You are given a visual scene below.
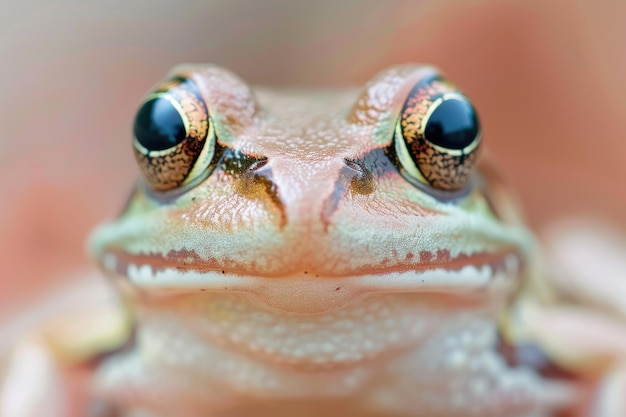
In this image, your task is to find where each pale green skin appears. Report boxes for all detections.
[86,64,577,417]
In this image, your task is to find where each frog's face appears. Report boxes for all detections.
[90,64,532,310]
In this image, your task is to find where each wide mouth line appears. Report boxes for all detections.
[99,249,523,295]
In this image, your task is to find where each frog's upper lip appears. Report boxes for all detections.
[100,246,522,279]
[98,248,523,313]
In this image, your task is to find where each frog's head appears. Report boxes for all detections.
[89,64,533,312]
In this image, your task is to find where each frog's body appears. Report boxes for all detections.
[2,64,624,417]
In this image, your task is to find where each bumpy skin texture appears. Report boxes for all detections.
[78,64,588,416]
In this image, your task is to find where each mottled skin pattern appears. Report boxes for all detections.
[81,64,583,417]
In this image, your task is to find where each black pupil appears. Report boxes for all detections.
[424,98,479,150]
[134,96,186,151]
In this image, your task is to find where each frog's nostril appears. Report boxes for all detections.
[248,158,269,172]
[344,159,374,195]
[344,159,364,174]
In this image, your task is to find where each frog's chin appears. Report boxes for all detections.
[99,250,522,314]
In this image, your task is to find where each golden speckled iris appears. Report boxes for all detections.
[393,76,481,191]
[133,78,217,191]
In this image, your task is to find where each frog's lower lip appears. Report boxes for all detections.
[99,250,522,311]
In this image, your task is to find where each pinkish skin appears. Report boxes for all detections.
[2,65,626,417]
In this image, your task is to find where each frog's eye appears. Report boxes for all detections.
[132,78,218,191]
[391,76,481,191]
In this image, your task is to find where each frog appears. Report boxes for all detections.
[2,64,625,417]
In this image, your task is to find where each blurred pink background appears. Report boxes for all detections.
[1,0,625,316]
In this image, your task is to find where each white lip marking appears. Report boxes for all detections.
[122,263,501,291]
[127,263,155,282]
[112,255,520,313]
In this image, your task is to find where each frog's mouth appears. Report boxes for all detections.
[99,249,523,313]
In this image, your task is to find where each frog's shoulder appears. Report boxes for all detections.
[0,273,130,416]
